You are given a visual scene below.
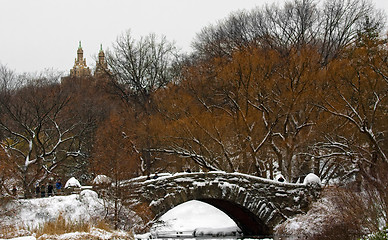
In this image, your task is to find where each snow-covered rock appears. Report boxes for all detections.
[92,175,112,185]
[79,189,99,203]
[303,173,321,186]
[64,177,81,188]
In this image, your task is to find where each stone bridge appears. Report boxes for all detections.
[124,172,321,236]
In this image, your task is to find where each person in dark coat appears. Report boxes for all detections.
[47,183,54,196]
[35,184,40,198]
[55,180,62,194]
[40,184,46,197]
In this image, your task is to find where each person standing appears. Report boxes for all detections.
[35,184,40,198]
[40,184,46,197]
[55,180,62,195]
[47,183,54,197]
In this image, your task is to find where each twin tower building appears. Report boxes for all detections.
[66,41,110,79]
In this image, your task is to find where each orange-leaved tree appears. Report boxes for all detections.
[91,112,140,229]
[317,30,388,190]
[151,45,326,181]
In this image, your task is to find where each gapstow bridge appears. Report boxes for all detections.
[123,171,321,236]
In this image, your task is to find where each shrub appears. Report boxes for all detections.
[361,227,388,240]
[276,185,387,240]
[34,213,91,237]
[310,185,386,240]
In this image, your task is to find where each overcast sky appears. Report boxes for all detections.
[1,0,388,73]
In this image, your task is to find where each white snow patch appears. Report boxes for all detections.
[152,200,238,232]
[193,181,206,187]
[135,232,152,240]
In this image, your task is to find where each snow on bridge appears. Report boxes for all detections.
[123,171,321,236]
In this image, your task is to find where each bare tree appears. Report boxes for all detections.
[0,73,86,198]
[106,31,177,106]
[0,63,17,92]
[106,31,178,175]
[318,0,385,64]
[192,0,384,63]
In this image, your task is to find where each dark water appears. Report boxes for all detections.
[137,231,274,240]
[146,237,302,240]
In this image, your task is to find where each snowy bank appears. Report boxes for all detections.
[0,190,105,234]
[0,227,131,240]
[0,190,133,239]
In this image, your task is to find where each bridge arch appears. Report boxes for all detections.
[126,172,320,235]
[199,198,271,235]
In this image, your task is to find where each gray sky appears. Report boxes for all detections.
[1,0,388,73]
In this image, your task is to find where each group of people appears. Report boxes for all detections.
[146,173,159,180]
[35,180,62,198]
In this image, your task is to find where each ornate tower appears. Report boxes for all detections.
[94,44,110,77]
[70,41,91,78]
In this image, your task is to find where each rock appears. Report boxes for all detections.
[93,175,112,185]
[303,173,321,186]
[64,177,81,188]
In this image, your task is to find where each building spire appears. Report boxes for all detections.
[95,43,110,78]
[70,41,91,78]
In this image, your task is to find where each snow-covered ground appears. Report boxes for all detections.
[1,191,245,240]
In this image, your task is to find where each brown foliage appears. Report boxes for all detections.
[34,213,91,237]
[132,202,154,232]
[91,112,139,181]
[0,147,12,193]
[151,46,328,181]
